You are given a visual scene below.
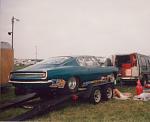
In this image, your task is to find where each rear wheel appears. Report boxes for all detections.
[67,77,79,93]
[89,87,101,104]
[101,85,113,100]
[106,86,113,99]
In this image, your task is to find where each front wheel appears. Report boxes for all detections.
[89,87,101,104]
[66,77,79,93]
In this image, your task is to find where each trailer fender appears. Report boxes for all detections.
[82,85,94,99]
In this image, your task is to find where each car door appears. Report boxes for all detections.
[76,56,92,81]
[84,56,102,80]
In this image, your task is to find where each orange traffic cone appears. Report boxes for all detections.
[136,79,143,95]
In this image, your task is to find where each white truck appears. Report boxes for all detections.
[112,53,150,85]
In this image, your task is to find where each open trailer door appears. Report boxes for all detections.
[130,53,139,77]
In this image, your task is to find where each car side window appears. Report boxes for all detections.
[77,57,86,66]
[77,56,100,67]
[84,57,100,67]
[85,57,94,66]
[91,57,100,66]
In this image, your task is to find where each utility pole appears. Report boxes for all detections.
[8,16,19,50]
[35,46,37,63]
[11,16,14,49]
[8,16,19,70]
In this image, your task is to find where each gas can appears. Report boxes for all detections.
[136,79,143,95]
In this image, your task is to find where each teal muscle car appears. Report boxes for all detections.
[9,56,118,94]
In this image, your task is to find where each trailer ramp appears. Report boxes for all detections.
[0,93,38,112]
[8,91,85,121]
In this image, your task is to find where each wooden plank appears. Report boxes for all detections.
[8,91,85,121]
[0,46,14,87]
[0,93,38,112]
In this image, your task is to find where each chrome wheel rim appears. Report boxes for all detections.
[107,87,112,99]
[68,77,77,90]
[94,89,101,103]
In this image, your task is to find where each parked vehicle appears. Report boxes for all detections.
[9,56,118,95]
[112,53,150,84]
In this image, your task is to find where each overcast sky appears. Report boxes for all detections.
[0,0,150,59]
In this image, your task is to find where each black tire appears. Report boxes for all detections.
[66,77,79,93]
[15,87,27,96]
[105,86,113,100]
[101,85,113,100]
[89,87,102,104]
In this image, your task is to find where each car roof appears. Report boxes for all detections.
[50,55,97,59]
[70,55,96,58]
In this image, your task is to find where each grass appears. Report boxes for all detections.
[45,100,150,122]
[0,87,16,104]
[0,87,28,121]
[0,86,150,122]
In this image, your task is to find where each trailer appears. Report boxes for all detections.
[0,81,114,121]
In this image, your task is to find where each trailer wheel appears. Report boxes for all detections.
[66,77,79,93]
[106,86,113,99]
[101,85,113,100]
[89,87,101,104]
